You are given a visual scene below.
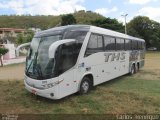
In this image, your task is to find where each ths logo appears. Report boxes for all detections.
[104,52,126,62]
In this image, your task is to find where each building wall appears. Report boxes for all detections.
[0,44,16,60]
[0,28,25,43]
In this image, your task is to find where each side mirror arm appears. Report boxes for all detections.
[48,39,76,58]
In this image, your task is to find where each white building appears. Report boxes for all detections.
[0,44,16,60]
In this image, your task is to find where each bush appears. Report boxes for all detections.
[0,47,9,66]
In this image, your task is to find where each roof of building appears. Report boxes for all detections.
[0,28,25,32]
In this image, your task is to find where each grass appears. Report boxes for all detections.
[0,52,160,114]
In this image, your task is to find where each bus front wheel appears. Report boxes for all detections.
[130,64,135,75]
[79,77,92,94]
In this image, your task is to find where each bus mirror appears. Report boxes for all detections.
[48,39,76,58]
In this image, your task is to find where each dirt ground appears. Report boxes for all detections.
[0,63,25,80]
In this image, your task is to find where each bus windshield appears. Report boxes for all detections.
[26,35,62,79]
[26,30,88,80]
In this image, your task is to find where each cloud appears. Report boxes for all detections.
[126,0,158,5]
[108,0,112,3]
[95,6,118,16]
[137,7,160,22]
[0,0,24,14]
[118,7,160,24]
[0,0,86,15]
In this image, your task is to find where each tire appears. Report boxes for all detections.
[79,77,92,94]
[134,63,139,73]
[137,63,140,72]
[130,64,135,75]
[134,64,137,73]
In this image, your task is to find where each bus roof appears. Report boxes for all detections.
[90,26,145,42]
[34,25,90,37]
[35,25,145,42]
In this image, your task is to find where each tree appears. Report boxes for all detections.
[16,31,34,44]
[127,16,160,49]
[0,11,105,29]
[16,33,24,44]
[91,18,124,33]
[24,31,34,43]
[0,47,8,67]
[61,14,76,26]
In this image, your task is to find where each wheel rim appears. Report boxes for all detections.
[82,81,89,93]
[131,66,134,74]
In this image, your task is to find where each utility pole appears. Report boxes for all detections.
[121,14,128,34]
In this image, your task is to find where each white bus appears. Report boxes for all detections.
[24,25,145,99]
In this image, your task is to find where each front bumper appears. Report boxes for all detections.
[24,79,60,100]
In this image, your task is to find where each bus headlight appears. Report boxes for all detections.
[41,80,63,89]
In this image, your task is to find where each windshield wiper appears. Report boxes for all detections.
[26,59,33,74]
[35,64,43,79]
[26,52,38,74]
[26,52,43,79]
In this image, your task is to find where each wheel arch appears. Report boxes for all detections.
[137,62,140,69]
[130,62,135,72]
[79,73,94,90]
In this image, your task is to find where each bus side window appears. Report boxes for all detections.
[97,35,103,51]
[133,41,135,50]
[132,40,137,50]
[142,42,145,50]
[141,42,143,50]
[138,41,141,50]
[85,34,103,57]
[121,39,125,50]
[136,41,138,50]
[125,39,131,50]
[137,41,139,50]
[129,40,132,50]
[58,43,80,75]
[64,31,87,43]
[116,38,124,51]
[104,36,116,51]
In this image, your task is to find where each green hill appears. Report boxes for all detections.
[0,10,105,30]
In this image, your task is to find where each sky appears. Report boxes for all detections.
[0,0,160,23]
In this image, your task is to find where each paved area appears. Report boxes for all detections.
[0,63,25,80]
[3,57,26,66]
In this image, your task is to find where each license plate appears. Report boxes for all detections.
[31,89,37,95]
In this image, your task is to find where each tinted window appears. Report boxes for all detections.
[132,41,138,50]
[142,42,145,50]
[36,35,62,77]
[64,31,87,54]
[85,34,103,57]
[121,39,125,50]
[104,36,116,51]
[138,41,142,50]
[125,39,132,50]
[132,40,135,50]
[57,43,81,75]
[56,31,88,75]
[97,36,103,48]
[64,31,87,43]
[116,38,125,50]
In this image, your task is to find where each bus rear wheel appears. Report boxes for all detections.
[130,64,135,75]
[79,77,92,94]
[137,63,140,72]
